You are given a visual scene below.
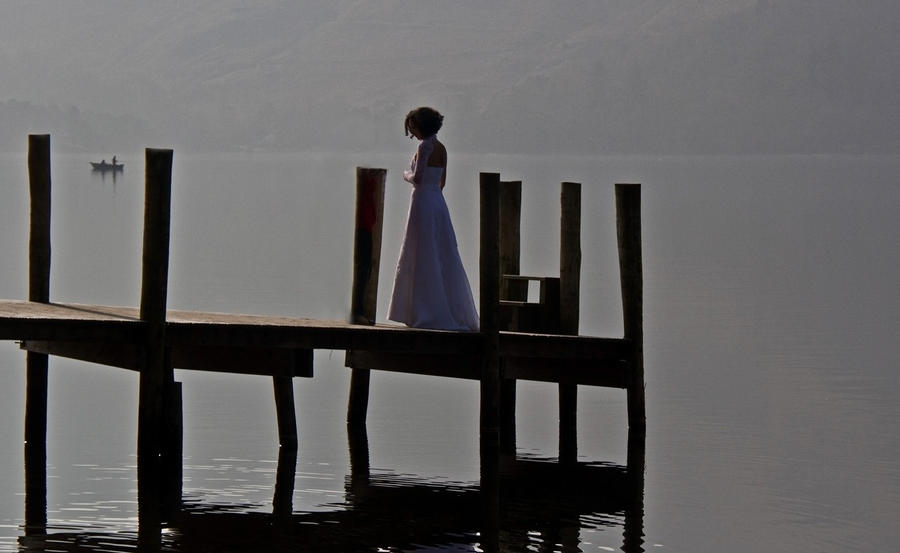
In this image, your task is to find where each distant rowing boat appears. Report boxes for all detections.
[90,161,124,172]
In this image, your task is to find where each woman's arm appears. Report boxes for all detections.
[403,139,434,185]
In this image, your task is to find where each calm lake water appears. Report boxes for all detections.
[0,151,898,552]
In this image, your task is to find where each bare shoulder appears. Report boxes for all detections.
[428,139,447,167]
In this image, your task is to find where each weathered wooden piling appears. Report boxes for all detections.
[25,134,51,534]
[498,180,522,455]
[479,172,502,457]
[479,172,502,553]
[273,375,298,448]
[558,182,581,464]
[137,148,176,525]
[347,167,386,428]
[616,183,646,433]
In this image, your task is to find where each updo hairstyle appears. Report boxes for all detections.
[405,107,444,138]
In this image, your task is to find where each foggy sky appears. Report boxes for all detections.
[0,0,898,154]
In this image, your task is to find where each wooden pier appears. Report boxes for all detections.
[2,135,646,546]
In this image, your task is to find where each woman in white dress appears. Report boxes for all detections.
[387,107,480,331]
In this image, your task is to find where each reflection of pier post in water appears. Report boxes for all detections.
[18,421,644,552]
[12,134,646,550]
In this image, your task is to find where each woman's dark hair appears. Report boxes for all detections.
[405,107,444,137]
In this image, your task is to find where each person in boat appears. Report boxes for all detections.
[112,156,117,165]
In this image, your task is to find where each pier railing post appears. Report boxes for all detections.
[498,179,521,456]
[347,167,386,428]
[479,172,502,456]
[25,134,51,534]
[479,171,502,549]
[137,148,176,528]
[616,183,646,434]
[559,182,581,464]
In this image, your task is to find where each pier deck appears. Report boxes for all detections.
[0,300,632,387]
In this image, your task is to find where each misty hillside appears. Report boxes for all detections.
[0,0,898,153]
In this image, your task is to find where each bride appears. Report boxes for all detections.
[387,107,479,331]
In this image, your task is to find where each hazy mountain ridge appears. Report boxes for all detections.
[0,0,897,153]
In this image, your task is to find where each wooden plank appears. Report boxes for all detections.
[345,350,482,380]
[347,350,628,387]
[20,341,314,377]
[503,357,629,388]
[499,332,631,360]
[1,301,631,362]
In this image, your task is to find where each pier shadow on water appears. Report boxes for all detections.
[17,427,645,552]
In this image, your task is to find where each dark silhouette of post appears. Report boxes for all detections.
[479,172,501,552]
[616,183,646,433]
[25,134,51,535]
[479,172,502,457]
[559,182,581,464]
[347,168,386,428]
[273,374,299,449]
[273,442,298,520]
[624,428,647,552]
[498,180,522,456]
[137,148,175,538]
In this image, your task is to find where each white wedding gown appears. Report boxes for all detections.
[387,135,480,331]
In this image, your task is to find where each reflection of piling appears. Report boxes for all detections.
[25,134,51,535]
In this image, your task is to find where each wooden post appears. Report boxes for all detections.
[499,180,523,300]
[273,440,298,520]
[479,172,502,455]
[559,182,581,464]
[161,379,183,515]
[623,428,647,552]
[479,172,502,552]
[273,376,298,448]
[498,180,521,456]
[137,148,175,529]
[347,425,371,490]
[616,183,646,433]
[25,134,51,534]
[347,167,386,428]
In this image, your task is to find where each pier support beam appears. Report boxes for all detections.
[347,168,386,428]
[616,183,646,434]
[559,182,581,464]
[24,134,51,534]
